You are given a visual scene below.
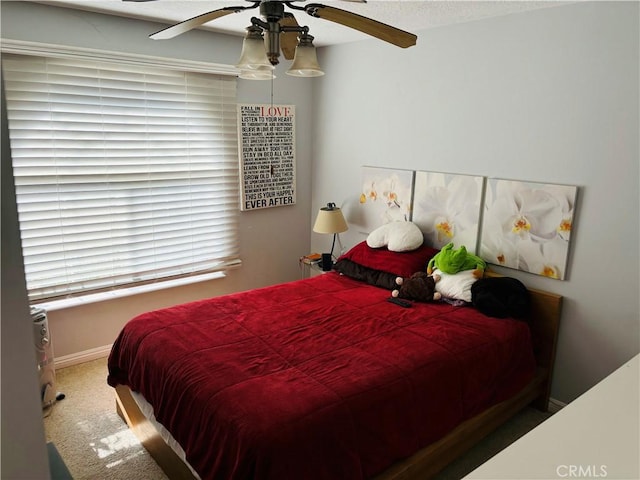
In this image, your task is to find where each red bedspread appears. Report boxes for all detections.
[108,272,535,480]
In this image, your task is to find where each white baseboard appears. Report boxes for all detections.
[548,397,566,413]
[54,344,112,369]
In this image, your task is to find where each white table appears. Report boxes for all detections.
[465,354,639,480]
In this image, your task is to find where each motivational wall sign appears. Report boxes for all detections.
[238,104,296,211]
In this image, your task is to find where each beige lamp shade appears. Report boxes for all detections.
[313,204,348,234]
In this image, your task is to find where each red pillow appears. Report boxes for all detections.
[336,241,439,278]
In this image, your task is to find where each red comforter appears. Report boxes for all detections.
[108,272,535,480]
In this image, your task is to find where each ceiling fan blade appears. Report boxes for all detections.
[279,13,299,60]
[150,5,255,40]
[303,4,417,48]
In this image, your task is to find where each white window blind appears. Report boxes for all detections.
[2,53,240,301]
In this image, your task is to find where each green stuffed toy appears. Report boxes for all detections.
[427,242,487,277]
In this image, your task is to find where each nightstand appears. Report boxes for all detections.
[300,257,330,278]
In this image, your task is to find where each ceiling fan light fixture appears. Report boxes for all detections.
[149,2,418,78]
[236,26,275,71]
[286,33,324,78]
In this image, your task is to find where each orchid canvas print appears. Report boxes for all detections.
[358,167,414,233]
[480,179,577,280]
[412,171,484,253]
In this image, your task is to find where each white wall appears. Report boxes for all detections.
[311,1,639,403]
[1,2,316,359]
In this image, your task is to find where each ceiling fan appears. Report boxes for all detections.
[126,0,417,78]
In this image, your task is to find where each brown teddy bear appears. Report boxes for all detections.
[392,272,442,303]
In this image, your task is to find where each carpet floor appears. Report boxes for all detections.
[44,357,552,480]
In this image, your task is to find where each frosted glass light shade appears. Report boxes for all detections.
[286,33,324,77]
[236,27,274,71]
[313,205,348,234]
[238,68,276,80]
[286,43,324,77]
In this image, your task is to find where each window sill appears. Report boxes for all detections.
[33,271,227,312]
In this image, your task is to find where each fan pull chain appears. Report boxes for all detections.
[270,72,274,108]
[270,74,275,177]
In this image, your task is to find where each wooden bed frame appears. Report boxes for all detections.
[114,281,562,480]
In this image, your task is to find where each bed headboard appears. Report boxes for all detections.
[484,270,562,409]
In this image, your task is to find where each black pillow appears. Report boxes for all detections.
[471,277,530,319]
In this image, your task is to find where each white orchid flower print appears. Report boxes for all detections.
[544,184,575,242]
[494,181,563,243]
[480,214,520,269]
[359,168,414,231]
[481,179,577,280]
[518,237,569,279]
[413,172,483,251]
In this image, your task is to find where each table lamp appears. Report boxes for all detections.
[313,202,348,270]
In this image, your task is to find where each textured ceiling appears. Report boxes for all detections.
[37,0,570,47]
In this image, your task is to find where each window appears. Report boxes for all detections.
[2,53,240,301]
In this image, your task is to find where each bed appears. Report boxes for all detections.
[108,240,562,480]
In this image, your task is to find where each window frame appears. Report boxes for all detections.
[2,40,243,302]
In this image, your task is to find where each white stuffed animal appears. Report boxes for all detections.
[366,221,424,252]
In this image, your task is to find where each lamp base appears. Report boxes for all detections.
[321,253,333,271]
